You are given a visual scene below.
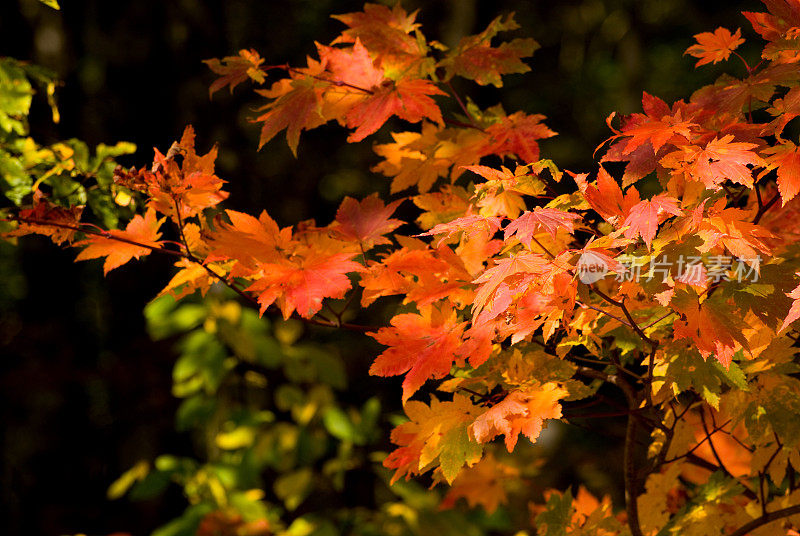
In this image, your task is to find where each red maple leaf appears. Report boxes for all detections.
[575,167,641,225]
[333,193,403,247]
[504,207,581,245]
[622,195,683,249]
[331,3,425,72]
[369,305,471,402]
[481,112,556,163]
[344,78,445,142]
[246,252,364,319]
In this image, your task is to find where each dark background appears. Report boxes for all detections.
[0,0,756,534]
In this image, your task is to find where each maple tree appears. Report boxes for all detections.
[6,1,800,535]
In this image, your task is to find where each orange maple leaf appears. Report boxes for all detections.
[383,394,482,483]
[74,209,163,274]
[204,209,292,272]
[469,383,567,452]
[369,305,471,402]
[603,92,696,157]
[575,167,640,225]
[685,27,745,67]
[671,291,749,369]
[317,38,385,90]
[471,252,553,317]
[762,141,800,205]
[116,126,229,220]
[419,214,502,245]
[439,453,519,513]
[661,135,766,190]
[253,58,330,154]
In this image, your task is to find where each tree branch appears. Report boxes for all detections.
[728,504,800,536]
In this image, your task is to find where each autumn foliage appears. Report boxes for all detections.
[8,1,800,535]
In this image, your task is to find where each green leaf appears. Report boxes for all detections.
[175,395,217,431]
[0,150,32,205]
[535,488,573,536]
[107,460,149,500]
[145,295,206,340]
[0,59,33,136]
[323,406,357,442]
[274,468,313,511]
[151,504,213,536]
[438,424,483,484]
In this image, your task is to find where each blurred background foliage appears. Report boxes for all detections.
[0,0,753,534]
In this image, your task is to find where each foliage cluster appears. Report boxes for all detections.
[5,1,800,535]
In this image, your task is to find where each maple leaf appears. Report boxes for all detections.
[744,1,800,63]
[383,394,483,484]
[358,241,473,308]
[9,190,83,245]
[685,27,746,67]
[660,135,766,190]
[699,200,775,267]
[440,14,539,88]
[344,78,445,142]
[114,126,229,220]
[331,3,427,74]
[158,258,219,301]
[418,214,502,245]
[204,209,292,272]
[778,276,800,333]
[622,195,683,249]
[204,48,266,97]
[439,453,519,513]
[253,59,329,155]
[471,252,553,317]
[369,305,473,402]
[481,112,556,163]
[372,124,456,193]
[245,251,364,319]
[602,92,696,159]
[761,141,800,205]
[671,291,750,369]
[469,383,567,452]
[575,167,641,225]
[332,193,403,247]
[316,39,385,90]
[762,86,800,139]
[74,209,163,274]
[689,63,800,116]
[504,207,581,246]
